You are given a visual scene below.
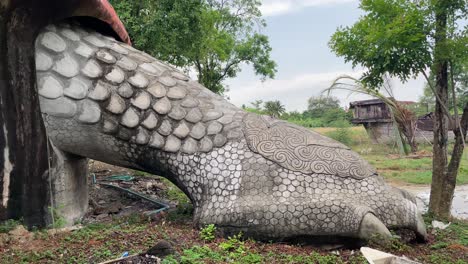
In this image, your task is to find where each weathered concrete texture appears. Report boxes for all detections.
[48,144,88,226]
[36,23,427,242]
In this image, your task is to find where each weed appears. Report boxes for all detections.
[92,246,114,259]
[180,246,224,263]
[428,253,465,264]
[325,127,352,146]
[199,224,216,242]
[219,233,245,253]
[430,241,449,249]
[239,252,264,263]
[0,219,21,233]
[309,252,344,264]
[161,255,179,264]
[48,205,67,229]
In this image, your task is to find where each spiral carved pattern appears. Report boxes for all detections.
[243,114,376,179]
[38,23,426,241]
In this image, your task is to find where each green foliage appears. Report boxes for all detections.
[263,100,286,118]
[219,233,245,253]
[302,96,352,127]
[110,0,204,67]
[418,60,468,114]
[244,97,352,128]
[325,126,352,146]
[329,0,466,89]
[0,219,21,233]
[330,0,431,87]
[199,224,216,242]
[287,118,326,128]
[430,241,449,249]
[307,96,340,117]
[48,205,67,229]
[111,0,277,94]
[250,100,264,111]
[363,145,468,185]
[180,246,224,263]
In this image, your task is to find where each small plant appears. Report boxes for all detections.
[219,233,245,253]
[309,252,343,264]
[430,242,449,249]
[180,246,223,263]
[48,205,67,229]
[199,224,216,242]
[0,219,21,233]
[324,121,353,146]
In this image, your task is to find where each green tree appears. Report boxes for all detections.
[250,100,264,111]
[110,0,204,67]
[306,96,341,117]
[329,0,468,219]
[111,0,277,94]
[304,96,352,125]
[264,100,285,118]
[419,60,468,114]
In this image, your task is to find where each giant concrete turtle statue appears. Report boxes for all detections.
[34,20,427,242]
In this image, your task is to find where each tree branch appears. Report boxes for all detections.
[449,61,465,147]
[421,70,453,123]
[216,58,243,83]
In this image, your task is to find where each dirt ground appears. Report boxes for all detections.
[83,162,467,263]
[0,161,466,263]
[85,161,175,225]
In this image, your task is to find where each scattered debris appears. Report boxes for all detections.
[47,225,83,235]
[146,240,175,258]
[361,247,421,264]
[431,220,451,230]
[97,254,144,264]
[8,225,32,243]
[84,162,174,224]
[0,233,9,246]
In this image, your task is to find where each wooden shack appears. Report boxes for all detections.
[349,99,453,144]
[349,99,395,143]
[350,99,392,123]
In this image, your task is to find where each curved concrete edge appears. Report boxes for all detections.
[415,214,428,242]
[358,213,392,241]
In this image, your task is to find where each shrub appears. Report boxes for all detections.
[199,224,216,242]
[326,127,352,146]
[0,219,21,233]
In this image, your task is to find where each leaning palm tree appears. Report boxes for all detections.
[324,75,418,154]
[264,100,286,119]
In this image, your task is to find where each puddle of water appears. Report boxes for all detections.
[395,184,468,220]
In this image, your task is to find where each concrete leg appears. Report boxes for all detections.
[48,143,88,226]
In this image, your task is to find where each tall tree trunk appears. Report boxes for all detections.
[443,103,468,212]
[428,3,450,219]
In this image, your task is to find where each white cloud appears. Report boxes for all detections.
[227,71,426,112]
[261,0,357,16]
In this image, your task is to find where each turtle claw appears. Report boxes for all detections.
[358,213,392,241]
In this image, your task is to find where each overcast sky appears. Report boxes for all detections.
[224,0,427,111]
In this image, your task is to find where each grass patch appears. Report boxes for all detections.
[0,219,21,233]
[314,126,468,185]
[1,212,467,263]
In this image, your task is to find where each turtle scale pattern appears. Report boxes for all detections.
[36,23,427,241]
